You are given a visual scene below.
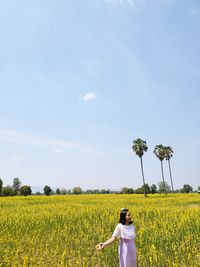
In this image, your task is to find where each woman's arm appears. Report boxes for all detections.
[96,236,117,250]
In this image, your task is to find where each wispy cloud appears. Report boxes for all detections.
[7,153,24,165]
[0,130,103,156]
[37,75,46,80]
[83,92,96,102]
[54,148,64,153]
[190,8,199,15]
[126,0,135,8]
[104,0,143,8]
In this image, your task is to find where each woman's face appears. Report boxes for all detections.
[125,211,132,224]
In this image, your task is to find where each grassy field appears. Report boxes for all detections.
[0,194,199,266]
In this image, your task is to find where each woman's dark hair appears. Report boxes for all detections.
[119,208,132,225]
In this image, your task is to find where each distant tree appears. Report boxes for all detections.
[132,138,148,197]
[72,186,82,194]
[158,181,171,194]
[43,185,52,196]
[50,190,55,195]
[85,189,92,194]
[20,185,32,196]
[181,184,193,193]
[12,178,21,195]
[154,145,166,194]
[134,184,150,194]
[165,146,175,193]
[135,187,144,194]
[60,188,67,195]
[56,188,61,195]
[0,179,3,195]
[2,185,14,196]
[100,189,110,194]
[120,187,134,194]
[121,187,129,194]
[93,189,100,194]
[129,188,134,194]
[150,184,157,194]
[100,189,105,194]
[174,189,181,193]
[141,184,151,194]
[67,189,71,194]
[197,186,200,194]
[35,191,42,195]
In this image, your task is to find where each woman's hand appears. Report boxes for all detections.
[95,243,104,250]
[95,236,116,250]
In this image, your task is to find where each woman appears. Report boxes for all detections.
[96,208,136,267]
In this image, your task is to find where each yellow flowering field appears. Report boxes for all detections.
[0,194,199,266]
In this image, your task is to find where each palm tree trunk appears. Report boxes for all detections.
[168,159,174,193]
[160,160,166,194]
[140,157,147,197]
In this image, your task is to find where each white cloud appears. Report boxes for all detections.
[83,92,96,102]
[0,130,102,156]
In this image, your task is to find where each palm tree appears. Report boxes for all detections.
[154,144,166,194]
[132,138,148,197]
[164,146,174,193]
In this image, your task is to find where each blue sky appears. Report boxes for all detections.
[0,0,199,191]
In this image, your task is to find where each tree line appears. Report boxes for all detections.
[0,177,197,197]
[0,138,198,196]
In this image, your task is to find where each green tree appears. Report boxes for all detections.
[12,178,21,195]
[56,188,61,195]
[197,186,200,194]
[135,184,150,194]
[72,186,82,194]
[150,184,157,194]
[2,185,14,196]
[60,188,67,195]
[0,179,3,196]
[165,146,174,193]
[135,187,144,194]
[20,185,32,196]
[142,183,151,194]
[181,184,193,193]
[93,189,100,194]
[128,188,134,194]
[158,181,171,194]
[121,187,129,194]
[132,138,148,197]
[43,185,52,196]
[154,145,166,194]
[120,187,134,194]
[100,189,110,194]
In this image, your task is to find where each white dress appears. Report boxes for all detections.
[112,223,136,267]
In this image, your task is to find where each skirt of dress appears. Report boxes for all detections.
[119,238,136,267]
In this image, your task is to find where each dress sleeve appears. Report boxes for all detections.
[112,224,121,238]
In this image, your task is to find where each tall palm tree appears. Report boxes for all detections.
[132,138,148,197]
[154,144,166,194]
[164,146,174,193]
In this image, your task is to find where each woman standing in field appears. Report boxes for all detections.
[96,208,136,267]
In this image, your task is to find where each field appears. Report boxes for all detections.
[0,194,199,267]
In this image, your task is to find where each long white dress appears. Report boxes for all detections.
[112,223,136,267]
